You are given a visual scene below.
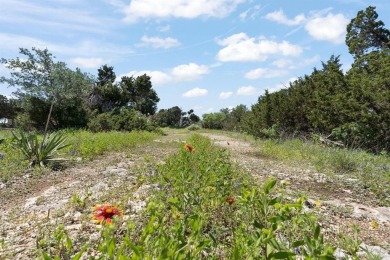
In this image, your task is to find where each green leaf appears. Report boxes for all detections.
[292,240,305,247]
[263,178,277,194]
[253,220,264,229]
[269,251,295,259]
[314,224,321,240]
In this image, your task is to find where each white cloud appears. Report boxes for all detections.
[119,70,171,86]
[239,4,262,21]
[237,86,260,96]
[305,13,349,44]
[172,63,209,81]
[141,36,180,49]
[70,57,104,69]
[216,33,302,62]
[245,68,288,79]
[272,59,293,69]
[219,91,233,99]
[265,10,305,26]
[158,25,171,32]
[183,87,208,98]
[123,0,245,23]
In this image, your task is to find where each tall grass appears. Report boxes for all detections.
[244,136,390,206]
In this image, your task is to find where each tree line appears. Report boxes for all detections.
[0,49,200,132]
[202,6,390,153]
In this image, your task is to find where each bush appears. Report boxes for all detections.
[187,124,201,131]
[88,109,158,132]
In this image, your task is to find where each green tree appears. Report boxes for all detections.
[88,65,122,113]
[121,74,159,115]
[0,95,19,120]
[0,47,93,130]
[306,55,350,133]
[346,6,390,59]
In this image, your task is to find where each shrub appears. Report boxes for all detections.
[88,109,158,132]
[187,124,201,131]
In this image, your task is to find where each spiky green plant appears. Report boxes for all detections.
[11,130,70,167]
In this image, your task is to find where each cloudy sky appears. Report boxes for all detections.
[1,0,389,115]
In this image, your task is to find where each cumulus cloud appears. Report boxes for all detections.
[123,0,245,23]
[264,9,349,44]
[141,36,180,49]
[119,70,171,86]
[183,87,208,97]
[172,63,209,81]
[245,68,288,79]
[70,57,104,69]
[216,33,302,62]
[219,91,233,99]
[265,10,305,26]
[237,86,260,96]
[305,13,349,44]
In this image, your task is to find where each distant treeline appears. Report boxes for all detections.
[203,6,390,153]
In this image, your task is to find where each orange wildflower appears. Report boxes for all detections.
[226,197,235,205]
[184,144,195,152]
[93,204,122,224]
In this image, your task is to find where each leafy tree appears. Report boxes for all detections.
[120,74,159,115]
[0,95,19,120]
[88,65,122,113]
[201,112,226,129]
[346,6,390,59]
[0,47,93,130]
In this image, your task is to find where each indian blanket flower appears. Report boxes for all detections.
[226,197,235,205]
[184,144,195,152]
[93,204,122,224]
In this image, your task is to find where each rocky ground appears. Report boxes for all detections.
[0,131,389,259]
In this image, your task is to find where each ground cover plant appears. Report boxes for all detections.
[40,134,339,259]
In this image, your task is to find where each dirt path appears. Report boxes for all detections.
[1,131,389,259]
[203,133,390,255]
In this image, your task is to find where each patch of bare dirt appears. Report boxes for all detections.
[203,133,390,253]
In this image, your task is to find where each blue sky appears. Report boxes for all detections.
[1,0,389,115]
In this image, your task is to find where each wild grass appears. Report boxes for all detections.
[0,129,159,181]
[222,130,390,206]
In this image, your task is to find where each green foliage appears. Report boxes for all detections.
[64,129,159,160]
[153,107,200,128]
[346,6,390,59]
[248,136,390,206]
[87,109,158,132]
[187,124,201,131]
[201,112,226,129]
[44,135,337,259]
[0,95,19,121]
[11,129,70,167]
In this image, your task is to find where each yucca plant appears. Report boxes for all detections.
[11,129,70,167]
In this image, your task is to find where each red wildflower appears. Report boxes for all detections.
[184,144,195,152]
[93,204,122,224]
[226,197,235,205]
